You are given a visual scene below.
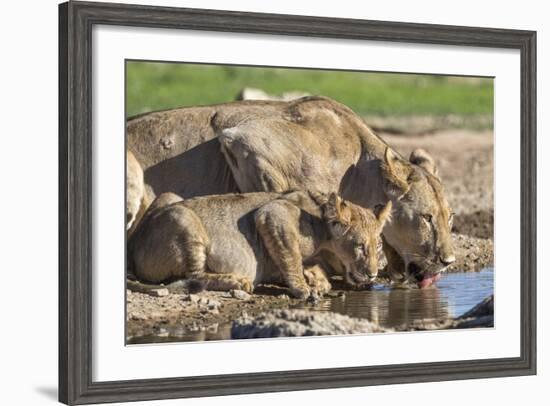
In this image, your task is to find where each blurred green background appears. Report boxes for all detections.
[126,61,493,129]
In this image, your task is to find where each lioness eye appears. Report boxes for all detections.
[422,214,433,223]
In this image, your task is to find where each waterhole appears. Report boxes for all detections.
[129,269,493,343]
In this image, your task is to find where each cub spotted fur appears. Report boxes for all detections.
[128,191,391,299]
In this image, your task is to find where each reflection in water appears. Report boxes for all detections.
[302,269,493,328]
[129,269,493,343]
[312,287,448,328]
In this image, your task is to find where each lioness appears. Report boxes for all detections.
[127,96,455,288]
[128,191,392,299]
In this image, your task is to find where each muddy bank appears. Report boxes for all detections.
[231,295,494,339]
[452,209,494,240]
[448,233,493,272]
[232,309,390,339]
[127,286,300,341]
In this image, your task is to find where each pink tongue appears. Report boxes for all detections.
[418,273,441,289]
[418,277,434,289]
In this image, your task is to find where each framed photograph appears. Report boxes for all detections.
[59,1,536,404]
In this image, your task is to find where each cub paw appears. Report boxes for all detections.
[304,269,332,296]
[237,277,254,294]
[289,285,311,300]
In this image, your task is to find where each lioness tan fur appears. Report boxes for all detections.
[128,191,391,299]
[127,96,455,287]
[126,150,149,235]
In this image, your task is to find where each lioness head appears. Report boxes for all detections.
[380,147,455,288]
[323,193,392,286]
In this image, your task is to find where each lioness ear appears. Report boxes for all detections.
[325,192,351,224]
[381,147,413,199]
[410,148,439,178]
[374,201,392,229]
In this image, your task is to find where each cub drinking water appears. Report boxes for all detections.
[128,191,391,299]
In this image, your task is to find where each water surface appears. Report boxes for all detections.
[308,269,494,328]
[130,269,493,343]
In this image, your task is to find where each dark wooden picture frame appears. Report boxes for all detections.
[59,1,537,404]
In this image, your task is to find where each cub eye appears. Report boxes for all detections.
[422,214,433,223]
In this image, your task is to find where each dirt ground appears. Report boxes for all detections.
[127,129,494,341]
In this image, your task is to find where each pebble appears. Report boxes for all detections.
[157,328,169,337]
[183,294,201,304]
[207,299,222,309]
[149,288,169,297]
[130,312,147,321]
[206,323,219,333]
[198,297,210,306]
[231,289,251,300]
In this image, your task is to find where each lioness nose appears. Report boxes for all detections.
[439,254,456,265]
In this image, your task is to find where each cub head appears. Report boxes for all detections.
[322,192,392,286]
[380,147,456,288]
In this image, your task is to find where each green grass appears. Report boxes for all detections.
[126,61,493,120]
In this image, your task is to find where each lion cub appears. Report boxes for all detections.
[128,191,391,299]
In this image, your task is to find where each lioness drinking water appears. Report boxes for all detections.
[127,96,455,288]
[128,191,391,299]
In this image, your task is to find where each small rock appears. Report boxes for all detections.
[207,299,222,309]
[231,289,251,300]
[277,294,290,301]
[130,312,147,321]
[206,323,219,333]
[198,297,210,306]
[183,294,200,304]
[157,328,169,337]
[149,288,169,297]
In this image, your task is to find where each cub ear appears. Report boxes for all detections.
[410,148,439,178]
[381,147,414,199]
[374,201,392,229]
[325,192,352,225]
